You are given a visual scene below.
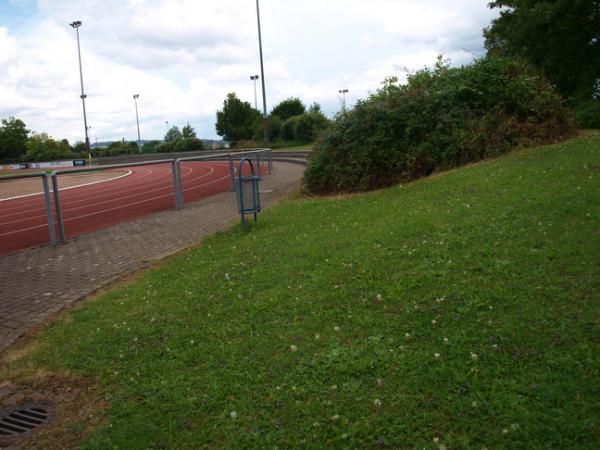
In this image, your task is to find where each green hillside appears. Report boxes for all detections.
[3,132,599,449]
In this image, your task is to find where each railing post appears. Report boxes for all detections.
[41,174,56,246]
[268,148,272,174]
[256,151,261,179]
[177,160,184,209]
[51,173,66,243]
[172,160,183,210]
[229,154,236,192]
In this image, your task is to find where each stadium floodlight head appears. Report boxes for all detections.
[250,75,259,80]
[339,89,349,94]
[133,94,139,99]
[70,21,82,28]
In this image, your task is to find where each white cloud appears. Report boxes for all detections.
[0,0,498,142]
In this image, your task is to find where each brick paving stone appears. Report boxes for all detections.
[0,162,304,351]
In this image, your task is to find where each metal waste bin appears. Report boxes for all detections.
[236,157,261,223]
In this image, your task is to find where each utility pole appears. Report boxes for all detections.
[69,20,90,152]
[255,0,269,146]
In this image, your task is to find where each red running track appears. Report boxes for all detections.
[0,161,255,256]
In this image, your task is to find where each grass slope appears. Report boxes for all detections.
[3,133,599,449]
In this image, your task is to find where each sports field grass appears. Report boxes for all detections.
[2,132,599,449]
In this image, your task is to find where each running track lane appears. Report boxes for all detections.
[0,161,262,256]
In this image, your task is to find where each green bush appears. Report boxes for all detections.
[282,116,300,141]
[294,112,330,143]
[176,137,204,152]
[268,114,283,141]
[304,56,575,193]
[253,115,283,142]
[281,112,330,143]
[142,140,161,153]
[574,99,600,129]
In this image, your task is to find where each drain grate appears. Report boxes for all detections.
[0,404,50,436]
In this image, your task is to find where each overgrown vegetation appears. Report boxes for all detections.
[304,56,575,194]
[3,134,598,448]
[484,0,600,128]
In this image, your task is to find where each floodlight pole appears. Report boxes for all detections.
[339,89,349,112]
[255,0,269,146]
[70,21,90,152]
[250,75,259,110]
[133,94,141,153]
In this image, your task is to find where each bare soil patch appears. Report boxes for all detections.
[0,368,106,450]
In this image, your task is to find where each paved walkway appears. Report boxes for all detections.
[0,162,305,351]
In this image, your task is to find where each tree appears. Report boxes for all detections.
[0,117,29,161]
[484,0,600,102]
[72,141,87,154]
[164,126,183,142]
[215,93,261,142]
[308,102,322,113]
[271,97,306,121]
[182,123,197,139]
[142,140,161,153]
[101,140,136,156]
[25,133,73,162]
[177,138,204,152]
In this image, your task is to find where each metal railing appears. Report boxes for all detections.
[174,148,272,209]
[0,172,56,245]
[49,158,180,243]
[1,148,273,248]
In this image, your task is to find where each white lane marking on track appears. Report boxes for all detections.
[57,167,214,214]
[0,167,156,217]
[0,165,206,225]
[4,162,207,215]
[0,170,133,203]
[0,166,207,227]
[0,168,231,237]
[0,165,185,219]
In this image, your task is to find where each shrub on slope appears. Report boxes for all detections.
[304,57,575,193]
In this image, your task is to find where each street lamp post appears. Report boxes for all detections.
[255,0,268,146]
[69,20,90,152]
[133,94,141,153]
[339,89,349,112]
[250,75,260,110]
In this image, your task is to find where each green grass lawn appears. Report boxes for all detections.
[3,133,599,449]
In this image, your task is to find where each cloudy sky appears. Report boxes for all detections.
[0,0,499,143]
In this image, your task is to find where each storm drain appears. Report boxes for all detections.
[0,404,50,436]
